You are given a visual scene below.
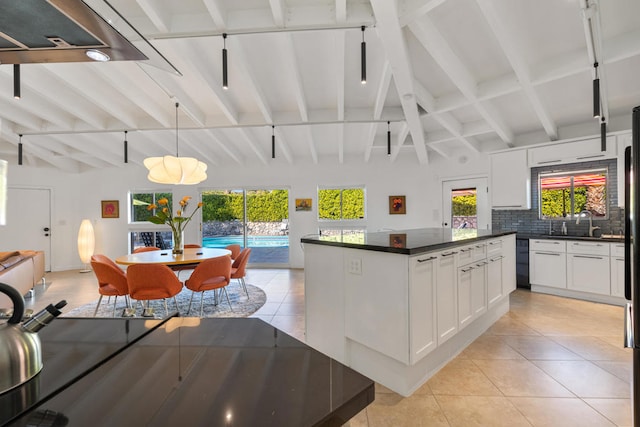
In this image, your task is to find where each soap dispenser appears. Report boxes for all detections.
[561,222,567,235]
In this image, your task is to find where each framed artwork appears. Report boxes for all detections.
[101,200,119,218]
[389,195,406,215]
[295,198,312,211]
[389,233,407,248]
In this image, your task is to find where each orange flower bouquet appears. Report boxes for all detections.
[147,196,203,254]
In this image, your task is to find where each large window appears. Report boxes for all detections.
[539,168,608,220]
[130,191,173,223]
[318,187,365,221]
[129,191,173,252]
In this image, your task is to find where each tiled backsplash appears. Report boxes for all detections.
[492,158,625,236]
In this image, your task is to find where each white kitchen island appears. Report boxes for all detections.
[301,228,516,396]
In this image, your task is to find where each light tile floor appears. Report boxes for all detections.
[24,269,633,426]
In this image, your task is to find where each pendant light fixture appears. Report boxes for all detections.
[387,121,391,156]
[271,125,275,159]
[124,131,128,164]
[18,134,23,165]
[222,33,228,90]
[361,26,367,85]
[601,117,607,152]
[18,134,22,166]
[143,102,208,185]
[593,62,600,119]
[13,64,20,99]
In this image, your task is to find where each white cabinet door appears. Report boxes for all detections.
[567,254,610,295]
[437,250,458,344]
[490,150,531,209]
[471,262,487,318]
[457,266,473,330]
[487,255,503,307]
[528,136,616,167]
[409,254,438,364]
[611,257,625,298]
[501,235,516,294]
[530,251,567,288]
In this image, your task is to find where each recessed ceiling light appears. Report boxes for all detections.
[85,49,110,62]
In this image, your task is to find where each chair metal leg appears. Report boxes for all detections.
[164,299,169,317]
[200,291,205,317]
[112,296,118,317]
[222,287,232,310]
[187,292,195,315]
[94,295,104,317]
[173,296,179,315]
[241,277,248,297]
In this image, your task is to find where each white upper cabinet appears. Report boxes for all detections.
[490,149,531,210]
[527,136,616,167]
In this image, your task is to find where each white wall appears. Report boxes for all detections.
[4,151,490,270]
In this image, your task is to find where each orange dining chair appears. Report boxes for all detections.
[90,254,130,317]
[133,246,161,253]
[184,255,232,316]
[225,244,241,260]
[126,264,183,317]
[231,248,251,297]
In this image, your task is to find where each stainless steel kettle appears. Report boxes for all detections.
[0,282,66,395]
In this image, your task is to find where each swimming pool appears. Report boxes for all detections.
[203,235,290,248]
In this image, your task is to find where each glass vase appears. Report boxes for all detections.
[172,230,184,255]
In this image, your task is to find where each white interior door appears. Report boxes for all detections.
[442,178,490,230]
[0,188,51,270]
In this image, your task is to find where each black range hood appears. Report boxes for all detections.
[0,0,147,64]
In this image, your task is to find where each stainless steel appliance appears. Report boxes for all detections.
[0,283,66,395]
[624,105,640,425]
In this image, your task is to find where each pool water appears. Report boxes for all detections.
[203,235,290,248]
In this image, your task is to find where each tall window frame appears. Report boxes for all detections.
[538,168,609,220]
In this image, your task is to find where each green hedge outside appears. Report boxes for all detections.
[201,190,289,222]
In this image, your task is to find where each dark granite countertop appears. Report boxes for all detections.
[301,228,516,255]
[4,317,374,427]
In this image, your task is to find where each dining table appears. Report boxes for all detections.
[115,247,231,268]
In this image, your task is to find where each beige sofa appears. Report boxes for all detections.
[0,251,45,308]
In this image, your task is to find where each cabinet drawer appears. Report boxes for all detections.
[530,239,566,252]
[611,243,625,258]
[567,241,609,256]
[458,244,485,265]
[486,239,502,256]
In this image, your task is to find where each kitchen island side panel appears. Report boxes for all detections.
[304,243,347,361]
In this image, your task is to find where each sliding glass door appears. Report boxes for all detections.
[201,188,289,265]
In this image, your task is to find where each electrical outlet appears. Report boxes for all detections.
[348,258,362,275]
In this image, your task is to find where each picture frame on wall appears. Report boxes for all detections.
[101,200,119,218]
[389,195,406,215]
[295,198,312,211]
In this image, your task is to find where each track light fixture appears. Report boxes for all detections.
[222,33,228,90]
[272,125,275,159]
[18,134,22,165]
[601,117,606,152]
[387,121,391,156]
[13,64,20,99]
[124,131,128,164]
[593,62,600,119]
[361,26,366,85]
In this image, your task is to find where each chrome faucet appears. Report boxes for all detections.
[576,210,600,237]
